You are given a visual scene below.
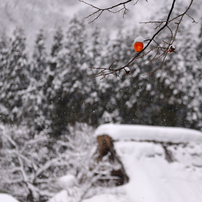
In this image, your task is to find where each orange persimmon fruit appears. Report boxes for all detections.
[134,36,145,52]
[134,42,144,52]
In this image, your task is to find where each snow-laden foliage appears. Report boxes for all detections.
[0,28,30,124]
[0,17,202,134]
[0,123,99,202]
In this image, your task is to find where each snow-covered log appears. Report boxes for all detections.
[95,124,202,144]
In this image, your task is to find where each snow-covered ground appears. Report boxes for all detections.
[51,124,202,202]
[0,193,19,202]
[114,142,202,202]
[86,124,202,202]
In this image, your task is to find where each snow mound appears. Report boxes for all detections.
[83,194,126,202]
[0,194,19,202]
[114,141,202,202]
[57,174,77,190]
[95,124,202,143]
[49,190,69,202]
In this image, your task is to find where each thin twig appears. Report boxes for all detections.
[83,0,195,78]
[186,13,197,23]
[80,0,133,23]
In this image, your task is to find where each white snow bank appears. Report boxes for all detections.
[56,174,77,190]
[83,140,202,202]
[114,141,202,202]
[49,190,69,202]
[0,194,19,202]
[83,193,126,202]
[95,124,202,143]
[50,124,202,202]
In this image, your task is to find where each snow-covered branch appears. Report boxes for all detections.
[82,0,196,78]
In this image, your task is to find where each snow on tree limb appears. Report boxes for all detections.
[81,0,196,78]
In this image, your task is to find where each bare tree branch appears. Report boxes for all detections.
[80,0,134,23]
[81,0,195,78]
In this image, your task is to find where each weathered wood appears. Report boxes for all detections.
[95,134,129,186]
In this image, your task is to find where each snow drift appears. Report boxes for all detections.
[90,124,202,202]
[50,124,202,202]
[95,124,202,143]
[0,194,19,202]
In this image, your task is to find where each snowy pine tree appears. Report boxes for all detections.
[51,27,64,58]
[0,33,11,122]
[0,28,30,124]
[24,29,49,132]
[50,17,94,135]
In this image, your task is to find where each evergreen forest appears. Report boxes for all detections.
[1,18,202,134]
